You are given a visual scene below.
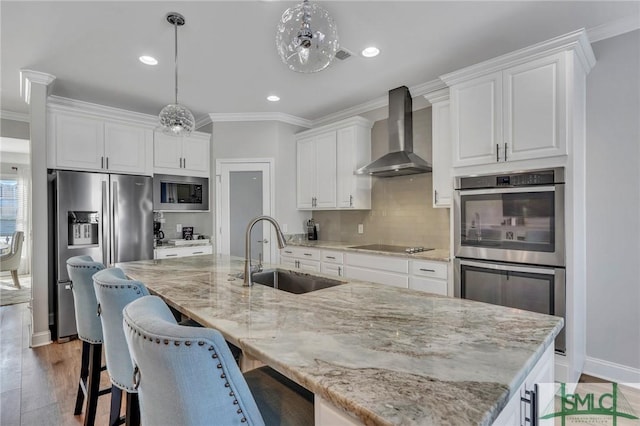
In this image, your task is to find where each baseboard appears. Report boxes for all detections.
[29,325,52,347]
[584,356,640,387]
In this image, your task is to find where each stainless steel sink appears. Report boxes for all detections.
[251,269,343,294]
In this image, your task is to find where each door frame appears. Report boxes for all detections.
[215,158,275,262]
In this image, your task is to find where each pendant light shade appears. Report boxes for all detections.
[275,0,339,73]
[159,12,194,137]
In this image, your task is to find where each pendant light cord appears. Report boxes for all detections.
[174,17,179,105]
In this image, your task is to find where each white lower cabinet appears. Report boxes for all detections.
[344,253,409,288]
[409,259,448,296]
[280,247,321,272]
[154,245,213,259]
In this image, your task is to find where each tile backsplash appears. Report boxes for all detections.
[313,173,450,248]
[312,107,450,249]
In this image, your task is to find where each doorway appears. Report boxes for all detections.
[216,159,274,263]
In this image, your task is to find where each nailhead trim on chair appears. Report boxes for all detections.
[68,263,105,345]
[123,319,247,423]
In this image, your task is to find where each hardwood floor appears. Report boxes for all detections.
[1,303,119,426]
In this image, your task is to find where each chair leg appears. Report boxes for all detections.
[10,269,20,288]
[125,392,140,426]
[74,341,90,415]
[109,385,123,426]
[84,343,103,426]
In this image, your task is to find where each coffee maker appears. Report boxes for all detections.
[154,221,164,242]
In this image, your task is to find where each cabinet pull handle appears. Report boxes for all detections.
[304,253,312,256]
[504,142,508,162]
[326,256,336,259]
[420,268,436,273]
[521,385,538,426]
[166,254,178,257]
[349,195,353,207]
[106,157,109,169]
[295,260,300,268]
[192,251,203,254]
[434,189,438,204]
[101,156,104,169]
[496,144,500,162]
[284,250,293,254]
[183,158,186,169]
[338,266,342,276]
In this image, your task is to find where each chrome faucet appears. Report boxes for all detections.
[244,215,287,286]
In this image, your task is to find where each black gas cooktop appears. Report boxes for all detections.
[348,244,434,254]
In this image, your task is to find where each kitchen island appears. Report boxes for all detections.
[117,254,563,426]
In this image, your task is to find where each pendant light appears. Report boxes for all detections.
[159,12,195,137]
[275,0,339,73]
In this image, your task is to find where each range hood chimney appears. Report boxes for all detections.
[356,86,432,177]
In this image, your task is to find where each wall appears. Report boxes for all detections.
[313,107,450,249]
[211,120,307,239]
[584,30,640,379]
[1,118,29,139]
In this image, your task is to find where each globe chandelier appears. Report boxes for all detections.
[158,12,195,137]
[275,0,339,73]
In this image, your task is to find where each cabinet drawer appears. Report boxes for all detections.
[321,250,344,264]
[345,266,408,288]
[298,259,320,272]
[345,253,408,274]
[411,260,448,280]
[154,245,212,259]
[280,247,320,261]
[409,277,447,296]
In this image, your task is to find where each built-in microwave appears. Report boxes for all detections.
[153,174,209,211]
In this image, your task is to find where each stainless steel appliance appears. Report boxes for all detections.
[153,173,209,211]
[50,170,154,340]
[454,168,566,353]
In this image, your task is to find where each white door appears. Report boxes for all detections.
[217,160,274,263]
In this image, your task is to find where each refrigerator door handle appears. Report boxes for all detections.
[112,180,119,264]
[102,180,109,265]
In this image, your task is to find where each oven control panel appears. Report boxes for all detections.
[456,168,563,189]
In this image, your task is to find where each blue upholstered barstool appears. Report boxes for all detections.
[123,295,314,426]
[93,267,149,426]
[66,255,109,426]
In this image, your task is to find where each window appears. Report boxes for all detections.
[0,179,18,241]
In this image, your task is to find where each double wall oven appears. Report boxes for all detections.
[454,168,566,353]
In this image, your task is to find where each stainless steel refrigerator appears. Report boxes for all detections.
[49,170,153,340]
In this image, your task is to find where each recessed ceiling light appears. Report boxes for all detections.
[139,55,158,66]
[361,47,380,58]
[267,95,280,102]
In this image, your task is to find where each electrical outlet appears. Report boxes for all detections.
[176,224,182,233]
[358,224,364,234]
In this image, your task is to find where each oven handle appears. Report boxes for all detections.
[457,185,556,196]
[458,259,557,275]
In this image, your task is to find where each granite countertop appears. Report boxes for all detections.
[117,255,562,426]
[285,239,451,262]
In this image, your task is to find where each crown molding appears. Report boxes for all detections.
[209,112,312,128]
[441,29,596,85]
[297,116,373,138]
[195,115,212,130]
[423,88,450,104]
[47,95,158,127]
[587,14,640,43]
[20,69,56,104]
[0,110,29,122]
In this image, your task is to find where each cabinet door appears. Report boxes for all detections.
[314,132,337,208]
[296,137,316,209]
[104,122,149,174]
[154,132,183,171]
[54,114,104,171]
[431,100,452,207]
[504,53,567,162]
[182,134,210,176]
[336,126,371,209]
[321,263,342,277]
[298,259,320,272]
[451,72,502,167]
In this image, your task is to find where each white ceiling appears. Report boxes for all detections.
[2,1,639,125]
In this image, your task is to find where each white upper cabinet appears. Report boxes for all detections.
[296,117,372,210]
[424,88,453,208]
[441,31,595,170]
[153,132,210,177]
[48,110,152,175]
[503,53,566,162]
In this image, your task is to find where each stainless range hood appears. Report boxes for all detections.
[356,86,432,177]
